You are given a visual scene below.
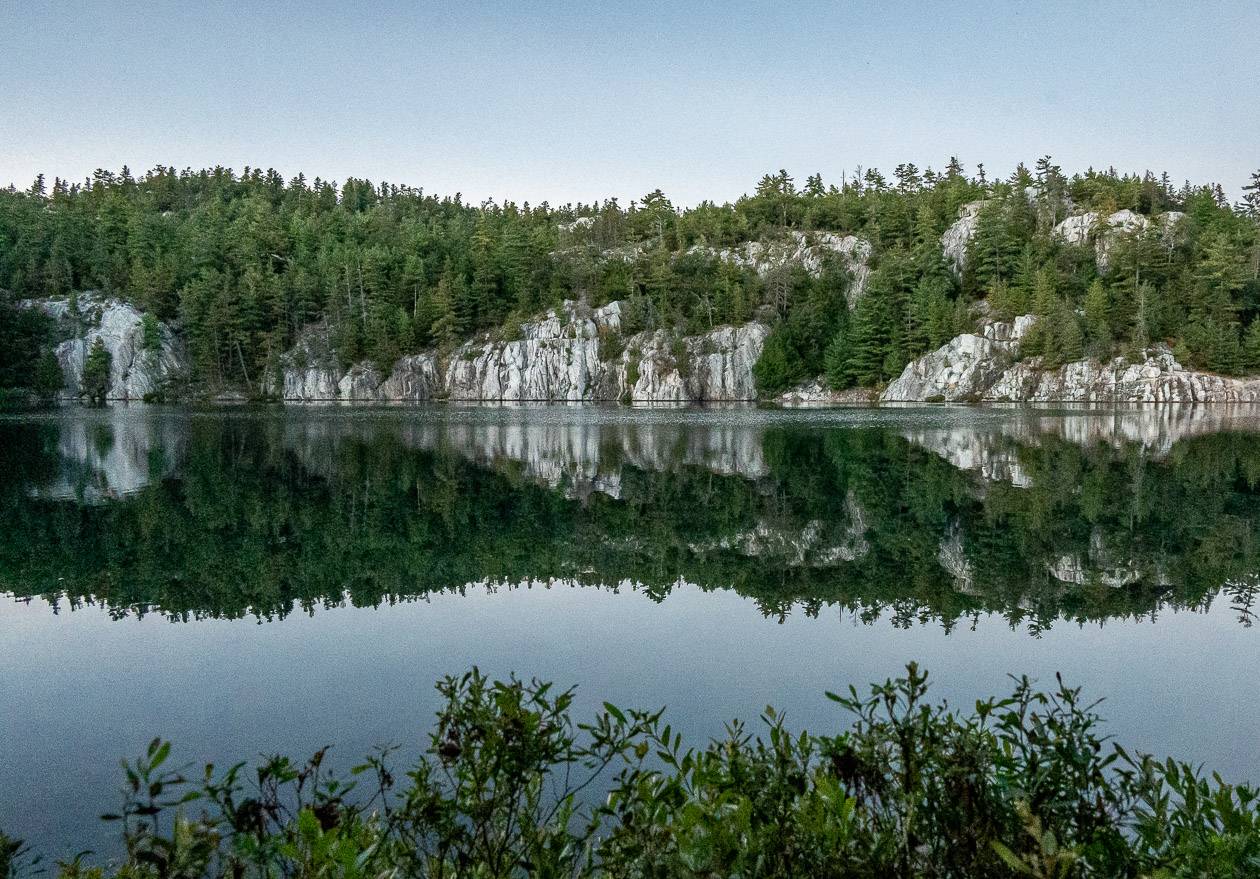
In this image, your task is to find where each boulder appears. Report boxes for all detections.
[880,333,1008,402]
[777,379,877,406]
[1053,211,1100,247]
[557,216,595,234]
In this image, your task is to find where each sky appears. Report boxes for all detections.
[1,0,1256,206]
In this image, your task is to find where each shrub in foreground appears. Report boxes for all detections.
[9,664,1260,878]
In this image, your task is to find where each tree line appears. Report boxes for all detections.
[1,160,1258,396]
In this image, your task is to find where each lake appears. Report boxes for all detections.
[2,403,1259,858]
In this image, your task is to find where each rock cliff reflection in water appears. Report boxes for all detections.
[4,405,1260,626]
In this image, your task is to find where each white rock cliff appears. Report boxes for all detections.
[690,231,872,306]
[278,299,771,404]
[27,294,186,401]
[940,201,985,275]
[1052,209,1184,271]
[882,315,1260,403]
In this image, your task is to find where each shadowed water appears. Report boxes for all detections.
[2,403,1259,857]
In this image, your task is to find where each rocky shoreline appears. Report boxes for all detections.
[879,315,1260,404]
[273,300,768,404]
[24,292,1260,406]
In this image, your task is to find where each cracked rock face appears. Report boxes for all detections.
[277,323,443,403]
[985,349,1260,403]
[27,294,186,401]
[940,201,985,275]
[1052,210,1183,271]
[278,300,770,404]
[445,302,621,402]
[690,231,872,306]
[277,324,343,400]
[880,316,1035,402]
[882,314,1260,404]
[378,355,442,401]
[881,333,1008,403]
[338,363,385,401]
[618,323,769,403]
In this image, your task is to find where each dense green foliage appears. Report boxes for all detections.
[6,665,1257,878]
[80,339,112,404]
[2,163,1257,395]
[0,296,53,391]
[2,413,1258,630]
[0,298,61,407]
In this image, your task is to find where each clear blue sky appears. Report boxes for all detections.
[2,0,1256,205]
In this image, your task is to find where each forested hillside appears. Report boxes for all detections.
[2,160,1258,396]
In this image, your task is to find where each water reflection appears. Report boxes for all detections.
[3,405,1260,631]
[22,411,186,503]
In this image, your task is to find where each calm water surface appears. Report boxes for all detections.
[2,404,1259,857]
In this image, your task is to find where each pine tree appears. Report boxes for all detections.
[1238,170,1260,220]
[1083,279,1112,356]
[1020,268,1066,363]
[1183,230,1247,371]
[639,189,676,241]
[1055,301,1085,364]
[989,280,1029,321]
[1131,282,1152,354]
[1031,266,1059,317]
[1243,319,1260,372]
[81,338,112,404]
[1035,300,1084,369]
[970,202,1020,294]
[839,288,895,386]
[907,274,953,355]
[824,330,850,389]
[33,350,63,399]
[431,273,460,348]
[469,221,499,328]
[501,225,535,309]
[751,328,798,395]
[1034,155,1068,228]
